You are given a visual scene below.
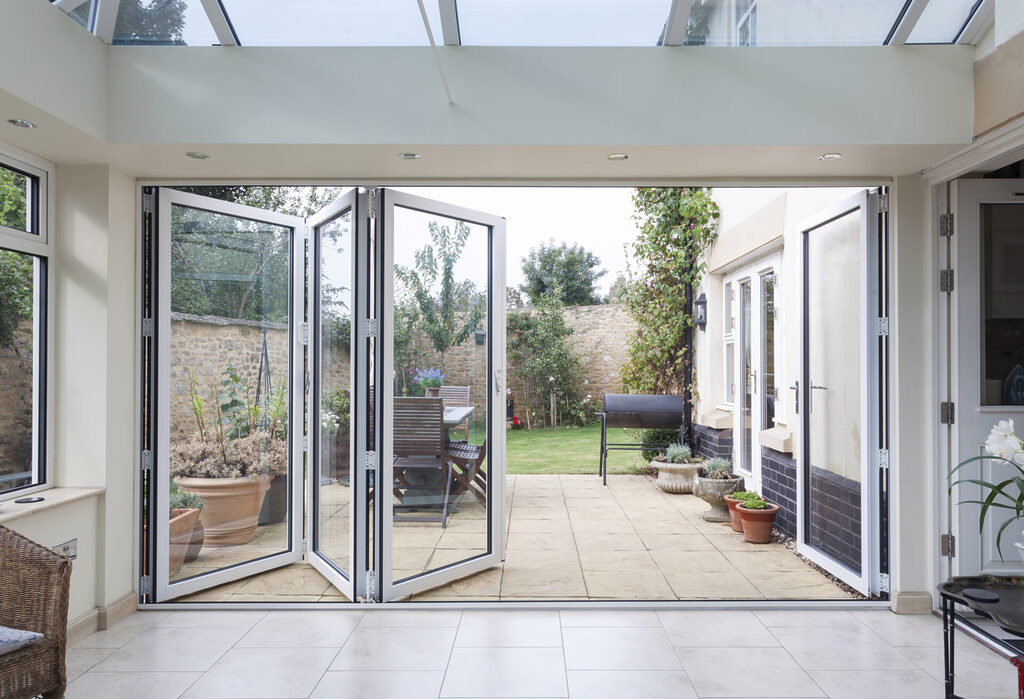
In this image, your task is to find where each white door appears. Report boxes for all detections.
[950,179,1024,576]
[379,189,507,602]
[155,189,305,601]
[795,189,884,596]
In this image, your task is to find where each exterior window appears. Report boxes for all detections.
[0,151,49,498]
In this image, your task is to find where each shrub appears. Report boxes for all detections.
[665,443,693,464]
[170,432,287,479]
[702,457,733,479]
[635,428,682,461]
[730,490,758,501]
[739,496,772,510]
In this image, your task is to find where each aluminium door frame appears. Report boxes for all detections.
[794,188,881,597]
[378,187,507,603]
[154,188,306,601]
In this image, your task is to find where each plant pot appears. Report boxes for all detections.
[653,459,701,494]
[174,474,272,546]
[259,472,289,525]
[184,519,205,563]
[694,475,745,522]
[168,507,201,576]
[739,503,780,544]
[425,386,440,397]
[724,494,749,532]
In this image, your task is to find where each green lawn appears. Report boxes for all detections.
[467,423,652,475]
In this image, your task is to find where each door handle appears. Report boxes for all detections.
[790,381,799,414]
[811,384,829,391]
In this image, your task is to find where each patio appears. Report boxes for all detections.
[179,474,853,602]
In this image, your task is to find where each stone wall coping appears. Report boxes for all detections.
[759,426,793,454]
[700,409,732,430]
[170,312,288,331]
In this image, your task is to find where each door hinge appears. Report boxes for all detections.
[877,448,889,471]
[940,401,955,425]
[302,322,309,345]
[142,317,153,337]
[303,435,310,452]
[939,269,954,293]
[877,192,889,214]
[365,451,376,471]
[939,213,954,237]
[941,533,956,558]
[877,317,889,336]
[366,318,377,338]
[142,190,154,215]
[364,571,378,603]
[141,450,153,473]
[879,572,890,593]
[367,189,379,220]
[140,574,152,596]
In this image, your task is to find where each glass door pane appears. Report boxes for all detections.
[381,189,506,601]
[156,189,305,601]
[762,271,776,431]
[741,279,753,474]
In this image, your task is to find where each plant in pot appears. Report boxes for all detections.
[653,443,702,494]
[724,490,759,532]
[949,419,1024,563]
[737,495,780,543]
[320,387,351,485]
[413,368,444,397]
[172,367,288,547]
[694,457,745,522]
[168,490,203,576]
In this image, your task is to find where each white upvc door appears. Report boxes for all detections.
[949,179,1024,576]
[155,189,305,601]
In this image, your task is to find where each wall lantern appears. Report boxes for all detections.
[694,293,708,331]
[474,328,487,345]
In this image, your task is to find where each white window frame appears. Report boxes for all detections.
[0,142,54,502]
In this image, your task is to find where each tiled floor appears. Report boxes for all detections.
[179,474,852,603]
[67,608,1020,698]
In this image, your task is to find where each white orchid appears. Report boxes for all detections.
[985,419,1024,465]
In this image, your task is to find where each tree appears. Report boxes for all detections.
[113,0,186,45]
[605,272,631,305]
[395,220,484,372]
[0,250,32,347]
[0,166,28,231]
[520,240,605,307]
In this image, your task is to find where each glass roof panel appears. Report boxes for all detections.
[457,0,674,46]
[907,0,980,43]
[220,0,443,46]
[685,0,909,47]
[69,0,94,28]
[112,0,219,46]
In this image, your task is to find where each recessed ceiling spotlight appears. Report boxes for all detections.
[398,153,422,160]
[7,119,37,129]
[607,153,629,161]
[185,151,211,160]
[818,152,842,161]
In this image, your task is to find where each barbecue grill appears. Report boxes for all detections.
[596,393,685,485]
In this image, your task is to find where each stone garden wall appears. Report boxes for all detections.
[0,320,33,482]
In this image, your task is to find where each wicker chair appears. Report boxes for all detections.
[0,525,72,699]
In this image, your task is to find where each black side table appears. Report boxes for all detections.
[938,576,1024,699]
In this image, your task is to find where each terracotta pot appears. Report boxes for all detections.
[653,459,701,494]
[259,473,289,525]
[739,502,780,544]
[174,475,272,546]
[184,518,205,563]
[425,386,440,397]
[694,475,745,522]
[724,494,750,532]
[168,508,201,576]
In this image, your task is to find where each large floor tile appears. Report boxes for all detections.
[358,609,462,627]
[64,646,114,682]
[72,611,169,649]
[182,646,338,698]
[155,610,268,629]
[235,564,332,596]
[677,646,824,697]
[506,530,578,550]
[94,626,247,672]
[754,610,863,628]
[572,533,647,552]
[577,549,660,571]
[237,610,362,647]
[638,533,716,552]
[567,670,697,699]
[563,626,681,670]
[659,610,780,647]
[807,669,943,699]
[771,625,917,670]
[66,671,202,699]
[582,569,675,599]
[440,647,568,697]
[899,641,1019,697]
[750,571,854,599]
[559,610,661,627]
[661,568,763,599]
[311,670,445,699]
[331,627,456,670]
[851,610,943,646]
[456,610,562,647]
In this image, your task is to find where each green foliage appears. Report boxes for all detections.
[730,490,758,501]
[665,443,693,464]
[218,364,252,440]
[393,296,425,396]
[324,388,351,428]
[703,457,733,478]
[621,187,720,397]
[520,240,606,306]
[507,293,587,428]
[950,453,1024,560]
[739,496,771,510]
[634,428,682,462]
[395,220,484,371]
[605,272,631,305]
[0,249,33,347]
[169,490,204,513]
[0,166,28,231]
[113,0,186,45]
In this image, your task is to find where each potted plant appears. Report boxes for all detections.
[413,368,445,397]
[737,495,780,543]
[949,419,1024,563]
[168,491,203,576]
[170,491,206,564]
[724,490,758,532]
[653,443,702,494]
[694,457,745,522]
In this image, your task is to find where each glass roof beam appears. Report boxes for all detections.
[886,0,931,44]
[52,0,89,11]
[93,0,118,43]
[956,0,991,44]
[199,0,238,46]
[660,0,695,47]
[439,0,460,46]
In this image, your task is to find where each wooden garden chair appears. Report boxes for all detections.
[448,440,487,506]
[393,397,452,527]
[437,385,471,442]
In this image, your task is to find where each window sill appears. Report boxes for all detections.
[0,487,105,525]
